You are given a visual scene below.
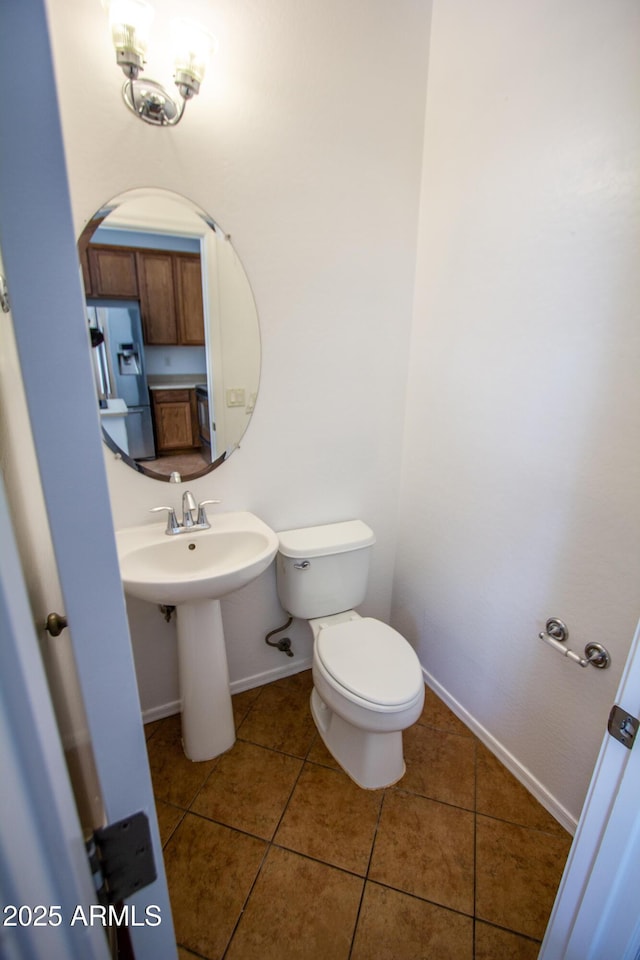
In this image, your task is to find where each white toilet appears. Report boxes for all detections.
[276,519,425,789]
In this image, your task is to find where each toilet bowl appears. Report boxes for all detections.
[276,521,425,789]
[310,611,424,788]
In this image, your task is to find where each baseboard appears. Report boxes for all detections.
[140,659,313,725]
[423,668,578,836]
[142,700,181,724]
[230,657,313,695]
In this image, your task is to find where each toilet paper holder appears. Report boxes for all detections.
[539,617,611,669]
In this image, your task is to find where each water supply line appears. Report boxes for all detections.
[159,605,175,623]
[265,616,294,657]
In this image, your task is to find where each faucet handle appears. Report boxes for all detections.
[150,505,181,535]
[196,499,221,527]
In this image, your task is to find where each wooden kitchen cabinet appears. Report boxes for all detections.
[85,243,205,346]
[137,250,205,346]
[87,245,138,298]
[151,389,200,452]
[136,251,179,345]
[79,248,92,296]
[175,254,205,346]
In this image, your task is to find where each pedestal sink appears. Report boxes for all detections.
[116,511,278,761]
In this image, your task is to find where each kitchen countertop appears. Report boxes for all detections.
[147,374,207,390]
[99,398,128,416]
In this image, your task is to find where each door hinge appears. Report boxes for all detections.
[608,704,639,750]
[87,811,157,904]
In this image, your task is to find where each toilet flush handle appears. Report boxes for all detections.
[294,560,310,570]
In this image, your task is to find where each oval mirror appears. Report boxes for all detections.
[78,188,260,482]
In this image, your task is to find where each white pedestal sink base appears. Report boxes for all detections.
[116,512,279,760]
[176,599,236,761]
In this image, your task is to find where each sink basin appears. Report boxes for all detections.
[116,510,279,762]
[116,510,279,605]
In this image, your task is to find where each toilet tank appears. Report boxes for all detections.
[276,520,376,619]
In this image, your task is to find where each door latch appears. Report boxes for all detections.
[607,704,639,750]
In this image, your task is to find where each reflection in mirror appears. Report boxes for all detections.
[78,188,260,482]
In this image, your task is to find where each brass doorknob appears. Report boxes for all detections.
[45,612,68,637]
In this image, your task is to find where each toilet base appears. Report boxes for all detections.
[310,688,406,790]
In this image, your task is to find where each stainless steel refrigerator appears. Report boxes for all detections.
[87,300,156,460]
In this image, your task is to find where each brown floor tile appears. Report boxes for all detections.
[164,813,266,959]
[475,815,572,940]
[418,686,473,738]
[237,676,316,757]
[144,718,165,740]
[351,881,473,960]
[149,673,569,957]
[399,722,477,810]
[475,921,541,960]
[272,669,314,691]
[146,714,218,809]
[274,762,383,875]
[177,948,200,959]
[476,743,568,834]
[190,740,303,839]
[150,450,210,478]
[231,686,263,728]
[225,846,363,960]
[155,799,184,847]
[369,791,475,914]
[306,732,341,770]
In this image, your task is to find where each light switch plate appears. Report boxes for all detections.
[226,388,245,407]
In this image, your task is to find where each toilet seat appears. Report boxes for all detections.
[316,617,423,707]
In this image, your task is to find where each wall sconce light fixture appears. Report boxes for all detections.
[105,0,214,126]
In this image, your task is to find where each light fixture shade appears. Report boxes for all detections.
[172,18,215,94]
[109,0,154,75]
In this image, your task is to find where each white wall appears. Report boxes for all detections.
[393,0,640,826]
[43,0,431,704]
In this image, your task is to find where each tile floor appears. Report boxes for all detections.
[145,670,572,960]
[143,450,211,479]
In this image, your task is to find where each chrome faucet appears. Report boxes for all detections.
[151,492,222,535]
[182,490,197,527]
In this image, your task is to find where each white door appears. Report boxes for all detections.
[0,476,115,960]
[0,474,112,960]
[0,1,176,957]
[540,615,640,960]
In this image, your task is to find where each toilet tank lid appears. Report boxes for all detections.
[277,520,375,559]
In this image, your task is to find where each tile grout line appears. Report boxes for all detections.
[219,839,272,960]
[153,682,295,960]
[219,730,311,960]
[346,782,388,959]
[233,682,267,734]
[161,808,187,852]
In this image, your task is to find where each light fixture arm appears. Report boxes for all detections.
[122,78,188,126]
[105,2,214,127]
